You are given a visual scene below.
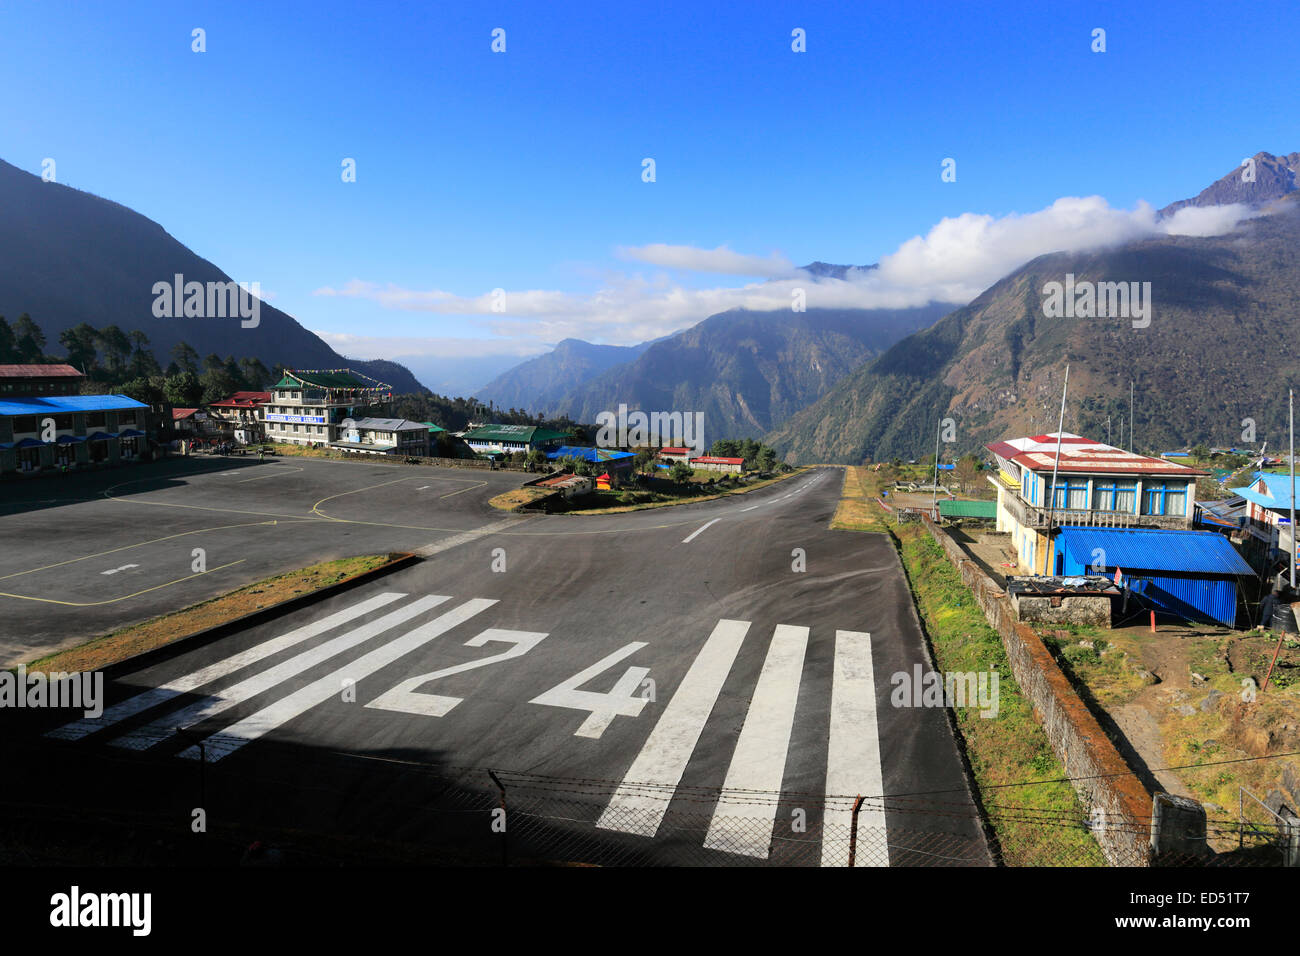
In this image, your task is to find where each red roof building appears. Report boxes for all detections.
[657,446,693,461]
[0,364,86,397]
[207,391,271,410]
[984,432,1207,575]
[691,455,744,473]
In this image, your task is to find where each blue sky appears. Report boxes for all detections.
[1,0,1297,390]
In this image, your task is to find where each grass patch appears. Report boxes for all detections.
[893,524,1106,865]
[496,468,807,514]
[262,443,338,459]
[488,486,555,511]
[23,554,398,673]
[829,466,888,533]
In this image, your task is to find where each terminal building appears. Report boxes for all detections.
[0,365,151,476]
[262,369,393,447]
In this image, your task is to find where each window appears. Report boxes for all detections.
[1093,479,1137,513]
[1144,481,1188,516]
[87,412,106,428]
[12,416,37,434]
[1049,477,1090,509]
[119,410,137,425]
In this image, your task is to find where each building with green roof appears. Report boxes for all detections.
[938,499,998,521]
[462,423,572,456]
[264,368,394,447]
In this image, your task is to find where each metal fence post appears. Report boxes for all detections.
[847,795,864,867]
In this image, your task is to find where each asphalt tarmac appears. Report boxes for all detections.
[3,459,992,866]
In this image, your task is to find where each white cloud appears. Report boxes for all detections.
[615,243,795,276]
[313,198,1261,353]
[312,331,548,361]
[1158,202,1259,237]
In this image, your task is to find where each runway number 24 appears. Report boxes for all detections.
[365,631,653,739]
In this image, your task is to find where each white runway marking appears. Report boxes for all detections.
[415,485,431,491]
[739,505,758,512]
[110,595,450,750]
[681,518,720,543]
[46,592,407,741]
[237,467,303,483]
[529,641,650,739]
[704,624,808,858]
[415,516,527,557]
[180,598,498,761]
[597,618,750,837]
[822,630,887,867]
[100,564,140,575]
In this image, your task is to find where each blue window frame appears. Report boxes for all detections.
[1050,477,1090,509]
[1093,478,1137,512]
[1144,481,1187,516]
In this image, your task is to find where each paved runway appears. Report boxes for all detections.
[3,459,992,865]
[0,456,534,663]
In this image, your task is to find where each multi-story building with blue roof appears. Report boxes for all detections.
[0,365,151,476]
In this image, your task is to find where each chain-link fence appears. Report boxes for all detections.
[4,730,1297,867]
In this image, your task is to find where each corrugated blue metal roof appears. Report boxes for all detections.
[0,394,147,416]
[546,445,636,463]
[1231,472,1299,512]
[1057,527,1253,576]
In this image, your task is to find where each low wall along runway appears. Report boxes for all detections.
[918,514,1153,866]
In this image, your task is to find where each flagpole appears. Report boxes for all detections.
[931,418,941,516]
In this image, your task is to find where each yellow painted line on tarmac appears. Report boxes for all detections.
[0,559,246,606]
[0,520,283,582]
[310,475,414,519]
[101,476,323,521]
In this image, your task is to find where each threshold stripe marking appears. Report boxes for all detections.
[46,592,406,741]
[597,618,750,837]
[110,595,449,750]
[703,624,808,858]
[181,598,497,761]
[822,630,887,867]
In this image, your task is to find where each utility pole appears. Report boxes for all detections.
[1042,365,1070,576]
[1106,416,1111,445]
[931,418,941,516]
[1129,381,1135,453]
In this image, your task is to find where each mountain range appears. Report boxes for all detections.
[476,338,658,413]
[768,151,1300,463]
[0,158,427,394]
[480,304,950,440]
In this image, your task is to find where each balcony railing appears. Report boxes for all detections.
[999,487,1191,531]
